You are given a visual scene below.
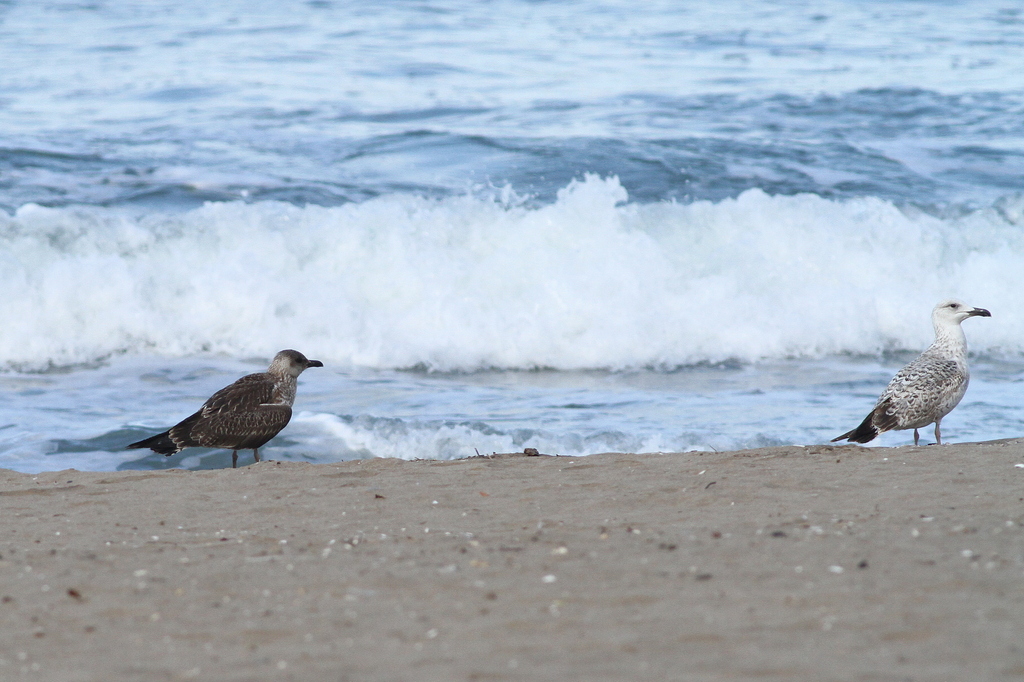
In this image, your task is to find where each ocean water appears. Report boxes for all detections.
[1,0,1023,472]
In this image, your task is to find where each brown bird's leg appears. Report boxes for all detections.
[253,448,261,464]
[913,429,920,446]
[232,451,238,468]
[934,420,942,446]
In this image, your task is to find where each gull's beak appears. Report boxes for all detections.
[968,307,992,318]
[307,360,324,367]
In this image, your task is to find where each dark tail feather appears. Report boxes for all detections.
[831,413,879,444]
[127,431,179,456]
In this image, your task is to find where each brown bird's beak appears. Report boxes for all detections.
[307,360,324,367]
[968,307,992,318]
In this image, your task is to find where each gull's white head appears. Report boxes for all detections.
[932,299,991,329]
[268,349,324,378]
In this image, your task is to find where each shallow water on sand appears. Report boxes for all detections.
[0,354,1020,473]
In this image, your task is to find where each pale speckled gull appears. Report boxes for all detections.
[128,350,323,468]
[832,300,991,446]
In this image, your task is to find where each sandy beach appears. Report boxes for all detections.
[3,441,1024,681]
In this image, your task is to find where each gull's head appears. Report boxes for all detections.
[933,299,991,327]
[268,349,324,378]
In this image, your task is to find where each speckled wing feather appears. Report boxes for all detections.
[168,373,292,451]
[872,354,967,431]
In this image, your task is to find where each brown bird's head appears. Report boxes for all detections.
[269,349,324,378]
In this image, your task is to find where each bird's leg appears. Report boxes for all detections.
[232,450,238,468]
[253,448,261,463]
[934,420,942,446]
[913,429,920,446]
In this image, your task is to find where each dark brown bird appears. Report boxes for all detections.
[128,349,323,467]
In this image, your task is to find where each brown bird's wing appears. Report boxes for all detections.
[192,405,293,451]
[199,372,277,417]
[170,373,292,451]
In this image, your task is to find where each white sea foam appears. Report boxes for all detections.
[272,411,688,463]
[1,175,1019,371]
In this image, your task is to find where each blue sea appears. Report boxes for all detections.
[1,0,1023,472]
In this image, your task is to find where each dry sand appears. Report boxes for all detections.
[3,441,1024,681]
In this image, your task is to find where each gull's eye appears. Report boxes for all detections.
[947,303,959,309]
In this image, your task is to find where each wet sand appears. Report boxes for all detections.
[2,441,1024,681]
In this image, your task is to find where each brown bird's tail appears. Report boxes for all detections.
[127,431,179,456]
